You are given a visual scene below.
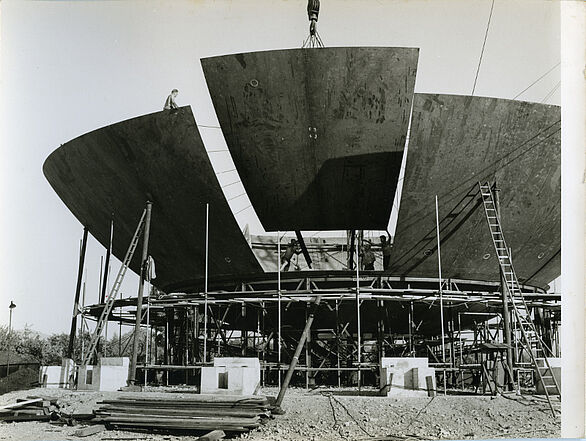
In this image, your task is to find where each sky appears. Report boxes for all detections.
[0,0,561,335]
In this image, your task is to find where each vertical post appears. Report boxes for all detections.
[164,313,169,363]
[241,303,247,356]
[118,290,122,356]
[203,203,209,363]
[81,279,86,362]
[194,306,200,362]
[458,312,464,389]
[128,201,152,385]
[409,301,414,355]
[435,195,447,395]
[98,256,103,303]
[261,301,266,386]
[277,231,282,386]
[305,303,311,389]
[493,183,514,391]
[335,299,341,387]
[144,294,150,386]
[68,227,88,360]
[101,217,114,304]
[348,230,356,270]
[355,231,361,389]
[7,302,15,376]
[377,299,384,359]
[165,317,169,386]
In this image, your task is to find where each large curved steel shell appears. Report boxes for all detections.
[43,107,263,290]
[390,94,561,289]
[201,47,419,231]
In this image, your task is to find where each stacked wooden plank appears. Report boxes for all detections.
[0,396,59,422]
[93,394,270,432]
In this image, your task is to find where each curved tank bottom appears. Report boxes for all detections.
[390,94,561,289]
[43,106,263,290]
[201,47,419,231]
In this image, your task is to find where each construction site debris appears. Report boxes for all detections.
[0,395,58,423]
[93,394,270,432]
[0,386,559,441]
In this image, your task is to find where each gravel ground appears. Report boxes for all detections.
[0,387,560,441]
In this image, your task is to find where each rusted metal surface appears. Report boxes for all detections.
[43,107,262,290]
[201,47,418,231]
[390,94,561,289]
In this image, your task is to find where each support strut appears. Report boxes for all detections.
[67,227,88,360]
[295,231,313,269]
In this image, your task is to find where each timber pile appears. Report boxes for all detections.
[93,394,271,432]
[0,396,59,422]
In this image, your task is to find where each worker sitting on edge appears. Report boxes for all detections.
[361,242,376,271]
[380,233,392,270]
[280,239,302,272]
[163,89,179,110]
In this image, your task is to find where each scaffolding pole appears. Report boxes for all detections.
[144,293,150,386]
[203,203,209,363]
[435,195,447,394]
[129,201,152,385]
[355,231,361,389]
[277,231,282,386]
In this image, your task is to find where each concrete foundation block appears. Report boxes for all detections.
[76,357,129,392]
[39,366,62,388]
[98,357,129,391]
[380,357,435,397]
[201,358,260,395]
[201,367,223,394]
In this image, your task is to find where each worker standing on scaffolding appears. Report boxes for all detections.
[361,242,376,271]
[380,233,392,270]
[280,239,302,272]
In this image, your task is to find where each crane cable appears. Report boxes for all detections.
[513,62,561,100]
[471,0,495,96]
[303,0,324,48]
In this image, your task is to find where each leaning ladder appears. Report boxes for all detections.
[478,182,560,417]
[80,208,147,366]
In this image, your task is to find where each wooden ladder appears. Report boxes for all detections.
[478,182,559,417]
[80,208,147,366]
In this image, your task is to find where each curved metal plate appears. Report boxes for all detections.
[43,107,263,290]
[390,94,561,289]
[202,47,418,231]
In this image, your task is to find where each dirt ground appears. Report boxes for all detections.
[0,386,560,441]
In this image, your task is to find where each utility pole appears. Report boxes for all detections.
[7,301,16,375]
[128,202,153,385]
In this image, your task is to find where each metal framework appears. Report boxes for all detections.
[80,271,560,393]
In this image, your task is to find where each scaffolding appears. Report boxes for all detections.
[80,271,560,393]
